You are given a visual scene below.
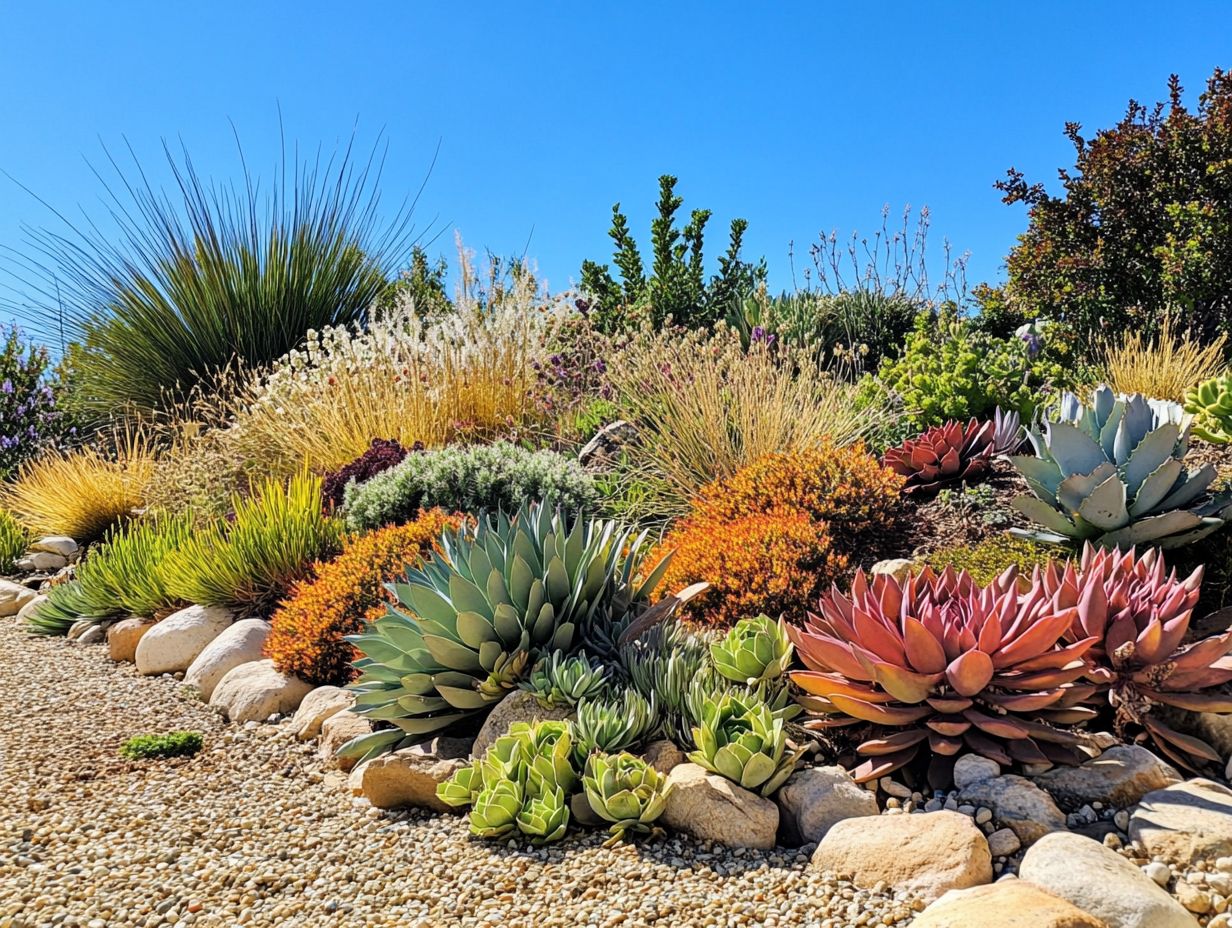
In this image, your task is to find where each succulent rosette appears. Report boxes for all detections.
[582,751,671,846]
[882,410,1020,497]
[710,615,794,686]
[789,565,1099,787]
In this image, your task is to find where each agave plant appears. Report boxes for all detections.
[582,751,672,847]
[710,615,794,687]
[340,498,664,762]
[883,410,1020,496]
[620,622,713,745]
[1184,373,1232,444]
[688,690,803,796]
[520,650,609,709]
[1040,545,1232,771]
[789,565,1099,787]
[571,689,659,762]
[1011,385,1232,548]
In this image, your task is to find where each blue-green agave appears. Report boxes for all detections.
[339,498,670,763]
[1010,385,1232,549]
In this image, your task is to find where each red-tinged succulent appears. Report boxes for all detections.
[883,410,1020,496]
[1041,544,1232,772]
[788,564,1100,787]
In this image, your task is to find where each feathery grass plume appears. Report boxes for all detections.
[161,471,343,615]
[8,131,426,417]
[606,326,892,519]
[26,513,194,636]
[0,426,155,542]
[1102,313,1227,402]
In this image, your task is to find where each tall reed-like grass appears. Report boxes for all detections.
[1103,314,1228,401]
[0,428,156,542]
[606,327,892,519]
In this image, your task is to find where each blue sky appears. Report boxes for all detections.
[2,1,1230,332]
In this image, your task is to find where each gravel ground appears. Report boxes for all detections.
[0,619,923,928]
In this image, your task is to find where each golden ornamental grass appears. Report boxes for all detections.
[1103,313,1228,401]
[0,428,156,542]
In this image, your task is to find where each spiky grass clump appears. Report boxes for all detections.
[162,472,343,615]
[1102,314,1228,402]
[119,731,203,761]
[0,429,156,542]
[18,138,419,417]
[265,510,457,685]
[25,513,193,636]
[0,510,29,575]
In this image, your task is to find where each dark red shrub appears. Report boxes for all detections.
[321,438,417,511]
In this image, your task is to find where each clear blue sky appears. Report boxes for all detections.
[2,1,1230,333]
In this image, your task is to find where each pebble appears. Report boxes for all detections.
[1145,861,1173,887]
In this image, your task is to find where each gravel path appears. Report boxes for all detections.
[0,619,922,928]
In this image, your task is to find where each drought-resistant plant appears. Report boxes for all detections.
[221,254,567,477]
[877,308,1071,429]
[620,622,714,746]
[321,438,414,512]
[162,472,343,614]
[340,499,667,762]
[688,690,803,796]
[710,615,794,688]
[0,510,29,575]
[1010,386,1232,548]
[0,325,71,480]
[580,174,765,333]
[882,411,1021,497]
[1040,545,1232,772]
[19,138,419,416]
[520,651,609,710]
[1102,315,1227,402]
[925,534,1064,587]
[570,689,659,762]
[789,565,1097,786]
[1185,372,1232,444]
[119,731,203,761]
[991,69,1232,350]
[342,441,597,532]
[25,512,194,636]
[0,429,156,542]
[607,327,890,519]
[582,752,672,847]
[265,510,457,685]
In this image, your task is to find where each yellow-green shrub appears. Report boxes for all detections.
[925,534,1061,586]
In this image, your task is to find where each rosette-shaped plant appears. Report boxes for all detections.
[688,691,803,796]
[571,689,659,762]
[883,416,1008,496]
[469,779,524,838]
[520,651,609,709]
[1040,545,1232,771]
[711,615,794,686]
[582,752,672,846]
[340,498,666,762]
[1184,373,1232,444]
[789,565,1099,786]
[1010,385,1232,548]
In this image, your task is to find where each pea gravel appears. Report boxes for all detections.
[0,619,924,928]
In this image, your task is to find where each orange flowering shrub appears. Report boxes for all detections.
[265,509,459,685]
[652,444,902,628]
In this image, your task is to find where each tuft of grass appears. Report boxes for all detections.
[1102,313,1228,401]
[119,731,203,761]
[0,509,29,575]
[0,428,155,543]
[161,471,343,615]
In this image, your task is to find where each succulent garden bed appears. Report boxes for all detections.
[6,68,1232,928]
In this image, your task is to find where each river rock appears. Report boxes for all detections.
[471,690,572,759]
[641,739,686,775]
[106,616,156,662]
[1129,778,1232,867]
[776,765,879,845]
[957,773,1068,846]
[15,551,67,572]
[354,737,473,812]
[319,710,373,772]
[1020,831,1195,928]
[1034,745,1180,809]
[870,558,914,582]
[30,536,78,558]
[135,605,234,675]
[293,686,355,740]
[661,763,779,849]
[183,619,270,699]
[15,593,47,624]
[912,880,1107,928]
[208,658,313,723]
[810,811,992,903]
[0,578,37,616]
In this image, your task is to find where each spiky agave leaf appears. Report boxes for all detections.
[520,650,609,709]
[882,417,1002,496]
[339,497,657,762]
[789,564,1098,787]
[1040,544,1232,772]
[620,622,714,745]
